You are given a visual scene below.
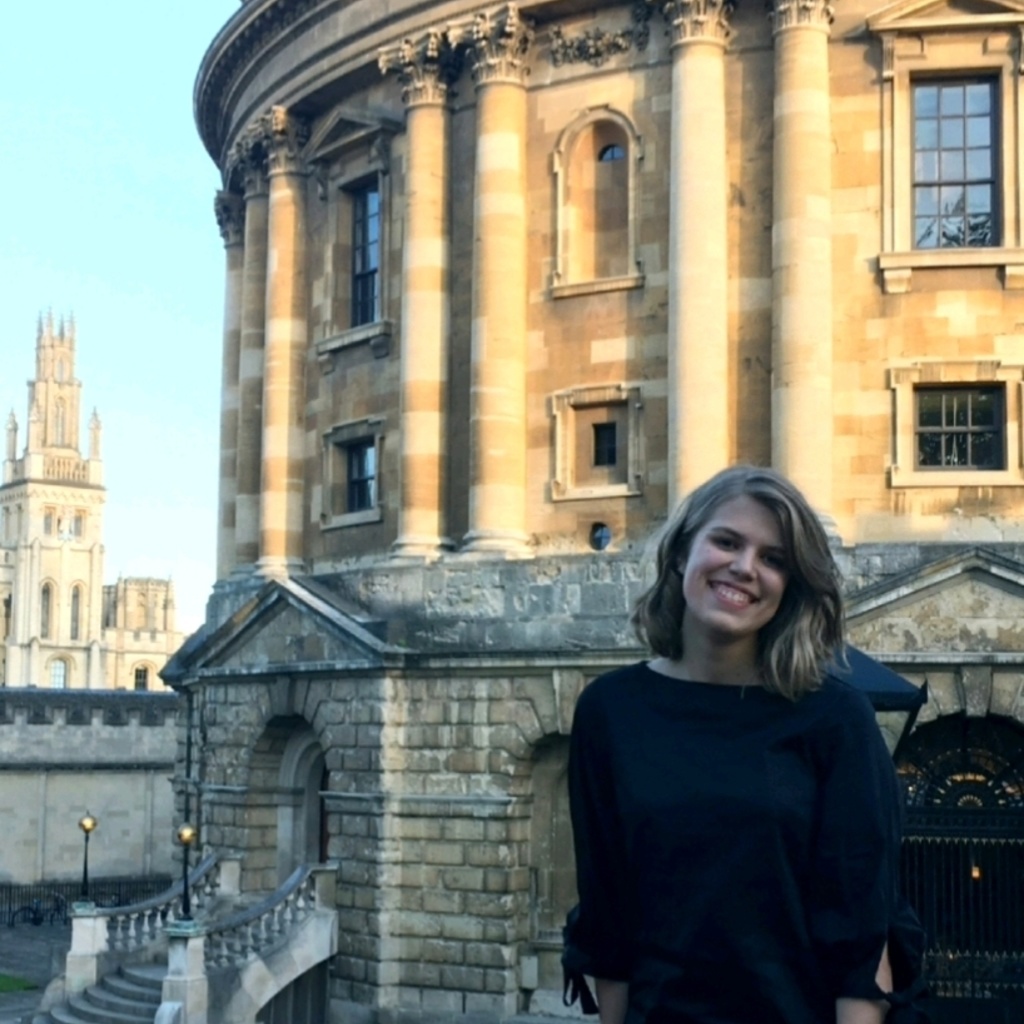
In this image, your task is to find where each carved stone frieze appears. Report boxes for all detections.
[214,190,245,247]
[452,3,535,87]
[379,29,462,107]
[550,3,652,67]
[657,0,735,45]
[768,0,834,32]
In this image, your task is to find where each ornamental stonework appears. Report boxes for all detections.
[379,29,461,107]
[260,105,311,176]
[214,190,245,247]
[769,0,834,31]
[657,0,735,44]
[455,3,535,86]
[230,127,269,198]
[550,3,652,67]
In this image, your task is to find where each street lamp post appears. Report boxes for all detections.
[176,823,197,921]
[78,812,97,901]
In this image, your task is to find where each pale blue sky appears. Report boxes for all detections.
[1,2,239,630]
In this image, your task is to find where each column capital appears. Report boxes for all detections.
[769,0,834,33]
[230,127,269,199]
[379,30,461,107]
[455,3,534,87]
[214,190,245,248]
[655,0,734,46]
[257,105,311,177]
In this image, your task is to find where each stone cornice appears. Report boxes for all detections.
[214,190,245,247]
[451,3,535,87]
[550,2,652,67]
[768,0,834,33]
[378,29,462,107]
[656,0,735,45]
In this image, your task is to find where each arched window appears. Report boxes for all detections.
[40,583,52,639]
[133,665,150,691]
[50,659,67,689]
[553,108,643,292]
[70,585,82,641]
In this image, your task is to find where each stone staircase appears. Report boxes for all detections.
[35,964,165,1024]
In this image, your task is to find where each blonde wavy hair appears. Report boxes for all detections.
[631,466,845,699]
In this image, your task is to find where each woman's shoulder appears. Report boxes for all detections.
[798,674,883,737]
[576,661,650,712]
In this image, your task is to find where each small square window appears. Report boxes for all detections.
[915,386,1004,469]
[346,439,377,513]
[593,423,617,467]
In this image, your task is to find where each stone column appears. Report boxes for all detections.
[461,5,533,554]
[233,138,270,573]
[661,0,733,508]
[257,107,310,577]
[769,0,834,516]
[380,32,456,557]
[213,191,245,580]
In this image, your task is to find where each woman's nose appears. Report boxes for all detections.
[729,548,755,576]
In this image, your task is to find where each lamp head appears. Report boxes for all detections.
[78,812,97,835]
[177,823,198,847]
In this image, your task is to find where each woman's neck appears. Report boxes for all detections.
[652,634,761,686]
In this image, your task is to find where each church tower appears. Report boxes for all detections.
[0,313,106,687]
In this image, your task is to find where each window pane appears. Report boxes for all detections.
[949,393,968,427]
[941,217,965,247]
[967,214,993,247]
[915,186,939,216]
[939,186,965,215]
[918,391,943,427]
[915,119,939,149]
[915,86,939,117]
[918,433,942,466]
[940,118,964,148]
[915,151,939,182]
[915,218,939,248]
[972,390,997,426]
[940,151,965,180]
[966,184,992,214]
[940,86,965,116]
[947,432,968,466]
[967,116,991,148]
[971,431,1000,469]
[966,149,992,181]
[965,83,991,115]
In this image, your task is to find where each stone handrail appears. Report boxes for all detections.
[97,854,221,955]
[44,455,88,482]
[203,864,322,969]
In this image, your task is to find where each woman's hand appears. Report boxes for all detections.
[835,943,892,1024]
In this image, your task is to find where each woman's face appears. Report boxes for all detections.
[679,494,790,649]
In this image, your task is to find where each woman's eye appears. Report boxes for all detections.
[763,553,787,570]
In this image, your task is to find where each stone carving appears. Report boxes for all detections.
[260,105,311,175]
[550,3,652,67]
[768,0,834,32]
[214,190,245,247]
[229,125,269,198]
[657,0,735,44]
[379,29,462,106]
[452,3,535,86]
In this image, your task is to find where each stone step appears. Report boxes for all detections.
[66,992,154,1024]
[118,965,165,993]
[82,982,160,1018]
[102,972,163,1006]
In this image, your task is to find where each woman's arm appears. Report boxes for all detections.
[594,978,629,1024]
[835,944,892,1024]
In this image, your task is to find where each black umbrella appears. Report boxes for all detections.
[825,645,927,713]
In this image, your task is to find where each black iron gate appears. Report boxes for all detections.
[902,809,1024,1024]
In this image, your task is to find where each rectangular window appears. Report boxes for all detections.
[913,79,997,249]
[134,667,149,691]
[73,512,84,538]
[347,439,377,513]
[351,184,380,327]
[593,422,618,467]
[915,386,1004,470]
[43,508,55,536]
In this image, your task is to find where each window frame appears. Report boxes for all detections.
[889,361,1024,487]
[350,181,381,329]
[869,6,1024,293]
[70,584,82,642]
[551,384,643,501]
[321,417,385,528]
[133,665,150,691]
[49,658,67,690]
[913,384,1005,471]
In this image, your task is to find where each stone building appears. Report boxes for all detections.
[0,316,183,690]
[166,0,1024,1020]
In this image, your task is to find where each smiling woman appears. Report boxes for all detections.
[566,466,928,1024]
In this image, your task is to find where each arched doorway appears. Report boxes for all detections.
[897,714,1024,1024]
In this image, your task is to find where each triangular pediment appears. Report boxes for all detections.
[306,107,402,164]
[847,548,1024,656]
[867,0,1024,31]
[162,577,401,683]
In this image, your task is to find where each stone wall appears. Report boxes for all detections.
[0,689,179,885]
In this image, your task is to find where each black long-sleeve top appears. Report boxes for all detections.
[567,661,906,1024]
